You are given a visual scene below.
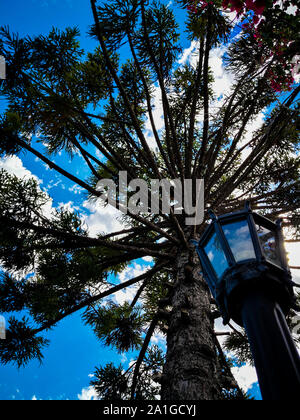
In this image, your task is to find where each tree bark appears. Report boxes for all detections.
[161,248,223,400]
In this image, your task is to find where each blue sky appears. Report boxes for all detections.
[0,0,268,400]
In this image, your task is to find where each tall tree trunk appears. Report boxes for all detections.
[161,247,223,400]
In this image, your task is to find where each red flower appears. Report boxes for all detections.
[187,5,198,13]
[270,79,282,92]
[222,0,231,8]
[221,0,244,14]
[199,1,209,10]
[245,0,255,9]
[252,0,266,15]
[253,14,260,25]
[230,0,244,14]
[245,0,266,16]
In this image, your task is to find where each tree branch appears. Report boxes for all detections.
[194,12,213,177]
[140,0,184,180]
[130,313,159,399]
[9,132,180,244]
[33,263,166,335]
[90,0,162,181]
[127,29,176,178]
[186,37,204,178]
[2,215,174,259]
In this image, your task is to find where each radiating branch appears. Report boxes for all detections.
[33,263,166,335]
[130,313,159,400]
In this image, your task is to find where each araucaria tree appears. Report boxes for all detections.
[0,0,299,400]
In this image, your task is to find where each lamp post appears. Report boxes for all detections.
[193,202,300,400]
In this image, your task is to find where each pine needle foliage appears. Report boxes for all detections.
[83,301,145,353]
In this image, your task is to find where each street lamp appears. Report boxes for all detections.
[193,202,300,400]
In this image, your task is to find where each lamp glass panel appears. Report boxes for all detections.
[256,225,281,266]
[204,233,229,279]
[223,220,256,262]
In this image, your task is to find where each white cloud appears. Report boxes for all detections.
[81,199,125,238]
[46,178,63,190]
[145,128,159,152]
[143,41,236,153]
[209,46,235,102]
[151,329,166,347]
[177,40,199,67]
[144,85,164,152]
[142,256,154,263]
[77,386,98,401]
[215,320,258,394]
[118,262,147,283]
[120,353,128,364]
[286,242,300,267]
[113,262,149,305]
[231,364,258,393]
[68,183,85,195]
[0,155,41,183]
[286,242,300,285]
[40,197,55,220]
[179,40,267,158]
[95,148,104,160]
[208,44,267,162]
[177,41,237,128]
[143,40,237,154]
[58,200,80,213]
[178,41,235,102]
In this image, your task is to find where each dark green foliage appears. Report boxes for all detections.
[187,3,231,46]
[0,273,26,313]
[91,345,164,400]
[0,317,49,368]
[78,47,116,107]
[0,26,116,156]
[0,112,24,156]
[91,363,128,400]
[0,169,92,273]
[89,0,140,51]
[26,249,95,325]
[133,344,164,400]
[0,169,49,270]
[0,169,48,222]
[223,331,254,366]
[137,1,181,79]
[83,301,145,353]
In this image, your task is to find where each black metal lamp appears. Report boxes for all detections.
[194,201,296,325]
[193,202,300,400]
